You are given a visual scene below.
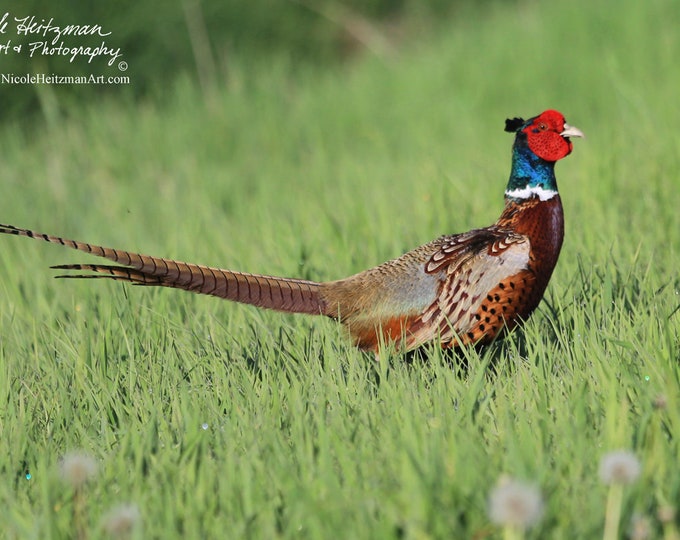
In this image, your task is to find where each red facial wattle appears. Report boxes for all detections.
[524,109,577,162]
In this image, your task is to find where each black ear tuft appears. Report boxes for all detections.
[504,117,525,133]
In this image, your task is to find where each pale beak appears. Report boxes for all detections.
[560,123,585,138]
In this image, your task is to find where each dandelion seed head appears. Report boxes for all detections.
[657,505,675,523]
[629,513,652,540]
[59,451,98,488]
[488,477,544,529]
[652,395,667,410]
[599,450,641,485]
[102,503,141,538]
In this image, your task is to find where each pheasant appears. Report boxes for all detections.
[0,110,582,354]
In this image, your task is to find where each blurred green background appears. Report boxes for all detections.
[2,0,487,121]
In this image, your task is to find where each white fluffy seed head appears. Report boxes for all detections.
[629,514,652,540]
[59,451,98,488]
[599,450,641,485]
[488,477,544,529]
[102,503,141,538]
[657,505,675,523]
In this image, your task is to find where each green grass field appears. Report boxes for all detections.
[1,0,679,538]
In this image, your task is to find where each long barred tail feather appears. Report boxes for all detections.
[0,224,327,316]
[51,264,166,284]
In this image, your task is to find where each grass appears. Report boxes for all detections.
[1,0,679,537]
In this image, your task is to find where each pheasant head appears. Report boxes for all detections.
[504,109,583,201]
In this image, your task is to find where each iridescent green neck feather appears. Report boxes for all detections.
[505,132,558,201]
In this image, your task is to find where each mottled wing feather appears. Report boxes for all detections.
[405,228,530,349]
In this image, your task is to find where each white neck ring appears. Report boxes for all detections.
[505,186,557,201]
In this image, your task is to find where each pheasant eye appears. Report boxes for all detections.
[538,122,548,131]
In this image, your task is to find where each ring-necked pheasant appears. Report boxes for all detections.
[0,110,582,354]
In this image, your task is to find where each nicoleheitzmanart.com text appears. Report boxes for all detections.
[1,73,130,85]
